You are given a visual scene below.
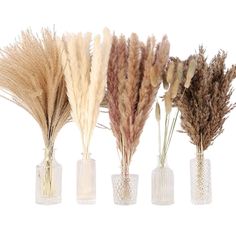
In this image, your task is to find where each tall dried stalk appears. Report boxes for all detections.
[175,47,236,153]
[59,29,112,159]
[107,33,170,175]
[0,29,71,197]
[0,29,70,151]
[155,56,197,167]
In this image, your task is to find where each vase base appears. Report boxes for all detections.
[152,200,174,205]
[114,201,136,206]
[77,198,96,204]
[36,197,61,205]
[191,199,211,205]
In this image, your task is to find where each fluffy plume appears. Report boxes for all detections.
[59,28,112,157]
[0,29,71,149]
[107,34,169,172]
[175,47,236,151]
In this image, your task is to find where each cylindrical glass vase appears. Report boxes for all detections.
[152,166,174,205]
[112,174,138,205]
[36,149,62,204]
[77,156,96,204]
[190,156,211,204]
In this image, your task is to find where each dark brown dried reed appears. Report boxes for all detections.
[175,47,236,151]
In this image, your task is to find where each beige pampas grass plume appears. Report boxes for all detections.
[0,29,70,149]
[59,28,112,158]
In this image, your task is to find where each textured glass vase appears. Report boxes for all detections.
[190,152,211,204]
[77,155,96,204]
[36,148,62,204]
[112,174,138,205]
[152,165,174,205]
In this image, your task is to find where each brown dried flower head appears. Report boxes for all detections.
[175,47,236,151]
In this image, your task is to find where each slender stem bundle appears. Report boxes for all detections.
[155,56,197,167]
[59,29,112,159]
[107,33,170,175]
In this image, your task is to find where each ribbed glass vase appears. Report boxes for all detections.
[35,148,62,204]
[190,150,211,204]
[77,154,96,204]
[152,164,174,205]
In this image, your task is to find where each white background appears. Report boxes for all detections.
[0,0,236,235]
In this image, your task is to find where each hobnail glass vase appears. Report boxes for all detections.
[190,150,211,204]
[112,165,138,205]
[77,154,96,204]
[36,148,62,204]
[152,160,174,205]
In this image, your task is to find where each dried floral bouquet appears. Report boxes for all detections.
[0,29,71,204]
[152,56,196,205]
[107,33,169,204]
[175,47,236,204]
[59,28,112,203]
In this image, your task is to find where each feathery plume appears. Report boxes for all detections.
[60,28,112,157]
[0,29,71,149]
[107,34,169,173]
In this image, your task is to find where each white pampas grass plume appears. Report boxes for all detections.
[59,28,112,158]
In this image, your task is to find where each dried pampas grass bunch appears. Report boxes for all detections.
[0,29,71,203]
[154,56,197,167]
[107,33,170,175]
[59,28,112,158]
[175,47,236,153]
[0,29,71,151]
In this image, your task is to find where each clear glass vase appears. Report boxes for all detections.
[112,173,138,205]
[77,155,96,204]
[152,165,174,205]
[35,148,62,204]
[190,152,211,204]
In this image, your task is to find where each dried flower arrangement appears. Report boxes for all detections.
[107,33,170,204]
[155,56,197,167]
[0,29,71,204]
[175,47,236,204]
[59,28,112,203]
[151,55,196,204]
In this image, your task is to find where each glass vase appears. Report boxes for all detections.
[77,155,96,204]
[190,151,211,204]
[112,172,138,205]
[152,165,174,205]
[35,148,62,204]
